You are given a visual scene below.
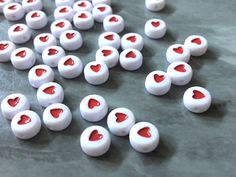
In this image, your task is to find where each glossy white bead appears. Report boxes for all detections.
[60,30,83,51]
[73,11,94,30]
[42,46,65,67]
[103,14,124,33]
[145,0,165,11]
[33,33,57,53]
[166,44,191,63]
[92,4,112,23]
[73,1,93,12]
[0,0,13,13]
[0,40,16,62]
[25,10,48,29]
[98,32,120,49]
[184,35,208,56]
[145,19,167,39]
[54,5,74,22]
[121,33,144,51]
[22,0,43,13]
[8,24,31,44]
[50,19,72,39]
[55,0,74,7]
[3,3,24,21]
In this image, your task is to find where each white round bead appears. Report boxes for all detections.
[22,0,43,13]
[92,4,112,23]
[121,33,144,51]
[8,24,31,44]
[42,46,65,67]
[37,82,64,107]
[25,10,47,29]
[184,35,208,56]
[98,32,120,49]
[167,61,193,86]
[183,86,212,113]
[0,40,16,62]
[119,49,143,71]
[145,0,165,11]
[54,5,74,22]
[129,122,160,153]
[58,55,83,79]
[33,33,57,53]
[103,14,125,33]
[1,93,30,120]
[60,30,83,51]
[145,70,171,96]
[145,19,166,39]
[0,0,13,13]
[107,108,135,136]
[28,65,54,88]
[50,19,72,39]
[55,0,74,7]
[92,0,111,6]
[80,94,108,122]
[80,125,111,157]
[73,11,94,30]
[11,47,36,70]
[11,110,41,140]
[95,46,119,68]
[73,1,93,12]
[84,61,109,85]
[43,103,72,131]
[3,3,24,21]
[166,44,191,63]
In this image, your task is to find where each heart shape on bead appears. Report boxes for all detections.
[39,35,49,42]
[115,113,128,123]
[104,34,114,41]
[8,5,17,10]
[64,58,74,66]
[126,51,136,58]
[8,97,20,107]
[109,16,118,22]
[154,74,164,83]
[78,2,86,7]
[89,130,103,141]
[174,64,186,72]
[0,43,9,51]
[18,115,31,125]
[16,50,26,58]
[151,21,160,27]
[31,12,40,18]
[13,26,23,32]
[102,50,112,57]
[43,86,55,95]
[78,13,87,18]
[59,7,68,13]
[90,64,101,72]
[192,90,205,99]
[27,0,35,2]
[55,22,65,28]
[138,127,151,138]
[66,33,75,39]
[48,48,58,55]
[191,38,201,45]
[126,36,136,43]
[97,6,106,12]
[88,98,100,109]
[173,47,183,54]
[35,68,46,77]
[50,108,63,118]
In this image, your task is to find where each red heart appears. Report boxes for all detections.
[174,64,186,72]
[90,64,101,72]
[35,68,46,77]
[78,2,86,7]
[43,86,55,95]
[50,108,64,118]
[97,6,106,12]
[0,0,5,2]
[154,74,165,83]
[27,0,35,2]
[18,115,31,125]
[104,34,114,41]
[192,90,205,99]
[16,50,26,58]
[127,36,136,43]
[115,113,128,123]
[78,13,87,18]
[151,21,160,27]
[173,47,183,54]
[8,5,17,10]
[64,58,74,66]
[88,98,100,109]
[89,130,103,141]
[66,33,75,39]
[0,43,9,51]
[13,26,23,32]
[109,16,118,22]
[55,22,65,28]
[31,12,40,18]
[191,38,201,45]
[59,7,68,13]
[39,35,49,42]
[126,51,136,58]
[48,48,58,55]
[7,97,20,107]
[138,127,151,138]
[102,50,112,57]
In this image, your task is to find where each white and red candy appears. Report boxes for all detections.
[51,19,73,38]
[34,33,57,53]
[98,32,121,49]
[28,65,54,88]
[42,46,65,67]
[3,2,25,21]
[8,24,31,44]
[73,11,94,30]
[184,35,208,56]
[119,49,143,71]
[11,110,41,139]
[26,10,48,30]
[145,19,167,39]
[103,14,125,33]
[107,108,136,136]
[80,94,108,122]
[37,82,64,107]
[92,4,112,23]
[1,93,30,120]
[129,122,160,153]
[95,46,119,68]
[183,86,211,113]
[73,1,93,12]
[0,0,13,13]
[121,33,144,51]
[11,47,36,70]
[145,70,171,96]
[58,55,83,79]
[43,103,72,131]
[80,125,111,157]
[167,61,193,86]
[84,61,109,85]
[22,0,43,13]
[145,0,165,12]
[60,30,83,51]
[54,5,74,22]
[0,40,16,62]
[166,44,191,63]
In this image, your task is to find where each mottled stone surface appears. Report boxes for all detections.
[0,0,236,176]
